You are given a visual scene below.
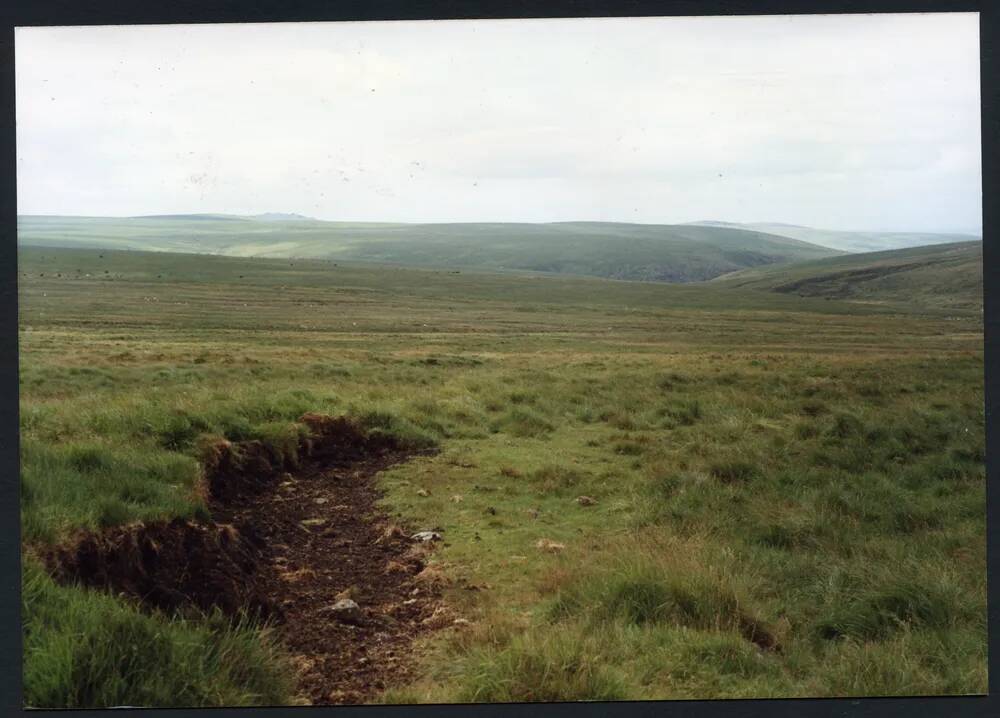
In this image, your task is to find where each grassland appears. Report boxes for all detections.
[17,215,842,283]
[712,241,983,312]
[18,245,985,706]
[691,221,981,254]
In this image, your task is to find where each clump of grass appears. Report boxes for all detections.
[153,411,212,451]
[357,409,438,449]
[677,634,775,678]
[492,407,553,438]
[659,399,702,426]
[800,400,828,417]
[22,561,294,708]
[826,412,865,439]
[529,465,588,494]
[815,578,966,641]
[657,372,689,391]
[20,439,202,541]
[816,629,988,697]
[248,421,308,469]
[455,628,628,703]
[549,550,764,642]
[598,569,749,633]
[96,499,130,528]
[794,421,819,439]
[598,409,639,430]
[612,440,645,456]
[708,460,759,484]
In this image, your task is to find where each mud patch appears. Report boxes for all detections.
[42,414,445,705]
[43,518,274,618]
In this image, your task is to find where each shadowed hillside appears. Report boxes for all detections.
[711,241,982,312]
[690,221,980,253]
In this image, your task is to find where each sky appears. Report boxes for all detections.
[15,13,981,233]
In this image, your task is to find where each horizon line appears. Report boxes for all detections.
[14,213,984,237]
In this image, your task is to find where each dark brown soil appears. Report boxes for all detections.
[43,518,276,619]
[42,414,447,705]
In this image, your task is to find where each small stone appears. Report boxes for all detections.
[416,488,430,497]
[325,598,363,624]
[536,538,566,553]
[411,530,442,542]
[314,497,328,505]
[450,494,464,503]
[576,495,597,506]
[301,518,326,527]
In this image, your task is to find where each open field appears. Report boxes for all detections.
[19,246,986,706]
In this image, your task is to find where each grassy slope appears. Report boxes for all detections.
[19,247,985,705]
[690,221,980,253]
[710,242,983,312]
[17,215,841,283]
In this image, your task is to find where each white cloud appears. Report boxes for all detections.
[15,13,981,232]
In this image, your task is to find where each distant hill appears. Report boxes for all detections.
[711,241,982,312]
[688,221,980,253]
[16,215,841,283]
[247,213,315,222]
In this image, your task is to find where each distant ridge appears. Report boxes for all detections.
[712,241,982,311]
[688,220,980,253]
[248,212,315,222]
[129,212,317,222]
[17,214,840,283]
[131,213,243,221]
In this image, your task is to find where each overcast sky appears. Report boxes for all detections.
[15,13,981,232]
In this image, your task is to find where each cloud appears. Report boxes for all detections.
[15,13,981,232]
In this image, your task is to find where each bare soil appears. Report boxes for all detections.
[42,415,447,705]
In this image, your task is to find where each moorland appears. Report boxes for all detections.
[17,219,986,707]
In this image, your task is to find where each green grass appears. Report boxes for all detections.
[693,221,981,254]
[22,561,295,708]
[18,245,985,705]
[18,214,843,283]
[712,241,982,311]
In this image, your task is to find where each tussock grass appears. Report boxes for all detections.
[22,561,294,708]
[18,247,985,704]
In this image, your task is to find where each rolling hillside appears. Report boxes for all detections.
[711,241,982,312]
[17,215,841,283]
[689,220,980,253]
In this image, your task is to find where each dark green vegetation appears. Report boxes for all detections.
[690,221,981,254]
[19,245,985,705]
[18,214,842,283]
[22,562,293,708]
[712,241,982,311]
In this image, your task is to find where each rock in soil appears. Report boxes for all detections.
[411,530,442,542]
[325,598,364,624]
